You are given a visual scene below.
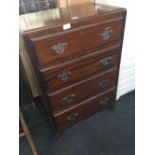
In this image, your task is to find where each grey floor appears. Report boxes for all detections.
[20,90,135,155]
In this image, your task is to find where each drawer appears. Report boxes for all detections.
[40,49,120,92]
[48,68,117,113]
[31,17,123,65]
[53,88,116,131]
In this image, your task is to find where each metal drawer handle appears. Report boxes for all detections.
[63,94,76,103]
[98,80,109,88]
[57,71,71,81]
[99,97,109,106]
[67,112,79,121]
[51,42,68,54]
[100,56,112,66]
[100,27,113,40]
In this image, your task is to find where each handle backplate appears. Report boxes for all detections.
[57,71,71,81]
[100,56,112,66]
[63,94,75,103]
[98,80,109,88]
[99,97,109,106]
[100,27,113,40]
[67,112,79,121]
[51,42,68,54]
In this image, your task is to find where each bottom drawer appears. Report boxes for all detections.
[53,88,116,131]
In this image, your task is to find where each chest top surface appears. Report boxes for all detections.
[19,3,125,33]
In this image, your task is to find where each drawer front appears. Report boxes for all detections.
[53,89,116,131]
[49,68,117,113]
[32,17,123,65]
[40,50,120,92]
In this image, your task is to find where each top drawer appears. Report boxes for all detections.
[31,17,124,65]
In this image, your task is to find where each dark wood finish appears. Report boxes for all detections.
[30,17,123,65]
[19,3,126,133]
[48,68,117,113]
[53,88,116,131]
[40,49,120,92]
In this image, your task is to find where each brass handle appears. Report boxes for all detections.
[57,71,71,81]
[67,112,79,121]
[100,27,113,40]
[51,42,68,54]
[100,56,112,66]
[98,80,109,88]
[99,97,109,106]
[63,94,75,103]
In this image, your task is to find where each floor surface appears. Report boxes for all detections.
[20,90,135,155]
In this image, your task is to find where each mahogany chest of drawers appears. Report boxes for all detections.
[19,3,126,133]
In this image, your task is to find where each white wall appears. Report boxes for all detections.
[96,0,135,99]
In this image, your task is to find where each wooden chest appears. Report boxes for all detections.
[19,3,126,133]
